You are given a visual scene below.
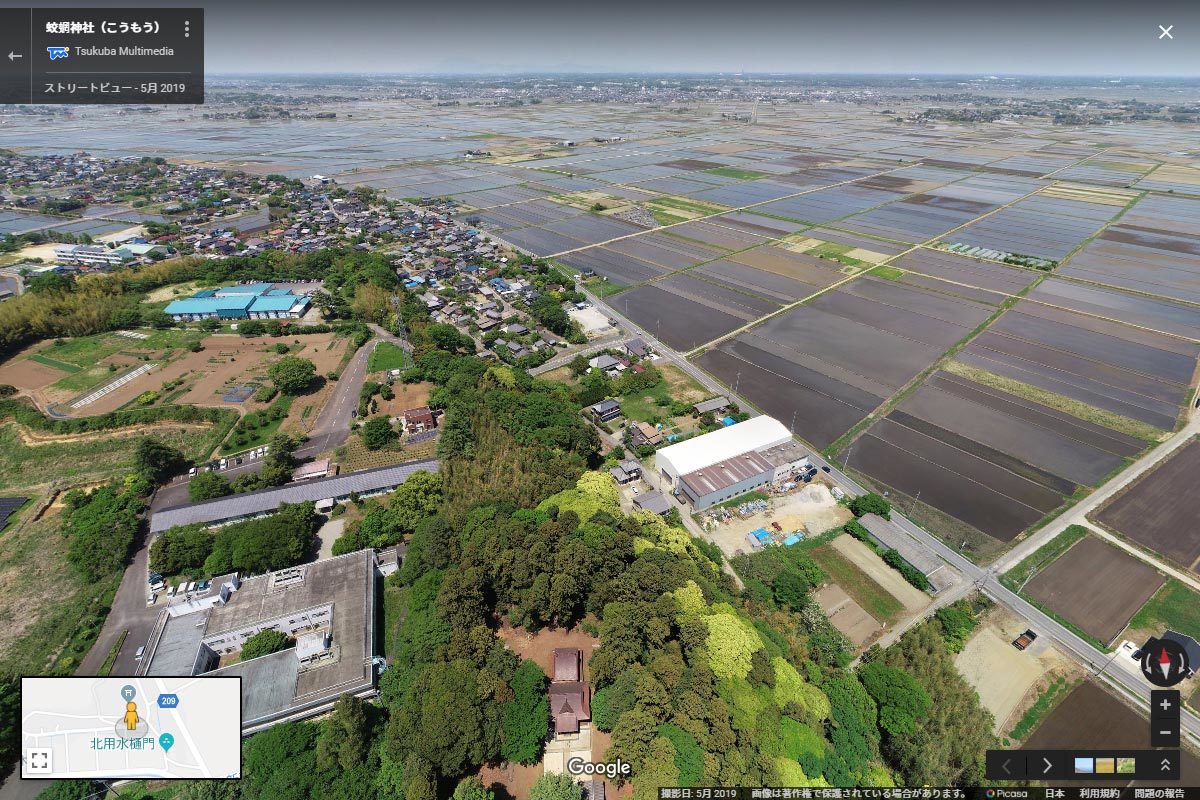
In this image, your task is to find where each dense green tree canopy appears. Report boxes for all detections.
[188,470,232,501]
[528,772,584,800]
[267,356,317,395]
[858,662,932,737]
[134,436,187,484]
[360,415,396,450]
[501,660,549,764]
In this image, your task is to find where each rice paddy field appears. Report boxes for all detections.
[5,84,1200,557]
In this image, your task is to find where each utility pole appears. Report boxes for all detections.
[734,371,741,393]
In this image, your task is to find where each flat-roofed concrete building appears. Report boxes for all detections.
[138,549,384,733]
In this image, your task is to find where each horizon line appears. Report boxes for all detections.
[203,70,1200,80]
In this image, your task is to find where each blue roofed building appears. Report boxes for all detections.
[164,295,256,321]
[165,283,311,321]
[248,294,311,319]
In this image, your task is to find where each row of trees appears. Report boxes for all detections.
[150,501,318,577]
[332,471,443,555]
[0,247,400,359]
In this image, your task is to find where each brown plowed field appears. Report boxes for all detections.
[1094,439,1200,571]
[1025,536,1164,644]
[1023,680,1200,787]
[849,432,1044,542]
[695,345,879,449]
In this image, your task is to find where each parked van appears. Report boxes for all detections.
[134,646,146,661]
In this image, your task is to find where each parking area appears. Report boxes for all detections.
[567,304,614,338]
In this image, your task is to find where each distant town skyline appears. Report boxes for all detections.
[4,0,1197,76]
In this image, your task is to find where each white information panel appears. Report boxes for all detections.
[21,676,241,779]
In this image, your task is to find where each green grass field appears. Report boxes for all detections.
[811,542,904,624]
[368,341,414,373]
[1127,579,1200,642]
[38,329,202,370]
[0,512,123,677]
[27,353,81,373]
[618,381,674,422]
[383,580,410,660]
[220,396,295,455]
[1007,676,1078,742]
[584,277,627,298]
[650,208,689,226]
[870,265,906,280]
[36,329,206,395]
[704,167,769,180]
[0,422,210,494]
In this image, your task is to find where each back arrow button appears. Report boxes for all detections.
[7,52,22,62]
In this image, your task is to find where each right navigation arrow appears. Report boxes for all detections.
[1043,757,1053,775]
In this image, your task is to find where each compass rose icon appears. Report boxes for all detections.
[1140,637,1189,688]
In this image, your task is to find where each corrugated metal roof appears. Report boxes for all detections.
[216,283,273,296]
[164,295,255,315]
[151,460,438,533]
[693,396,729,414]
[249,295,308,312]
[679,449,773,498]
[858,513,950,591]
[633,491,671,515]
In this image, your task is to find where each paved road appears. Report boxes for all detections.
[528,332,623,376]
[996,415,1200,588]
[296,325,410,460]
[576,282,1200,747]
[80,325,408,705]
[152,326,409,510]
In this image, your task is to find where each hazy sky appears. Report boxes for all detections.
[6,0,1199,75]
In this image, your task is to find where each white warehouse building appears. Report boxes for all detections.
[655,416,804,509]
